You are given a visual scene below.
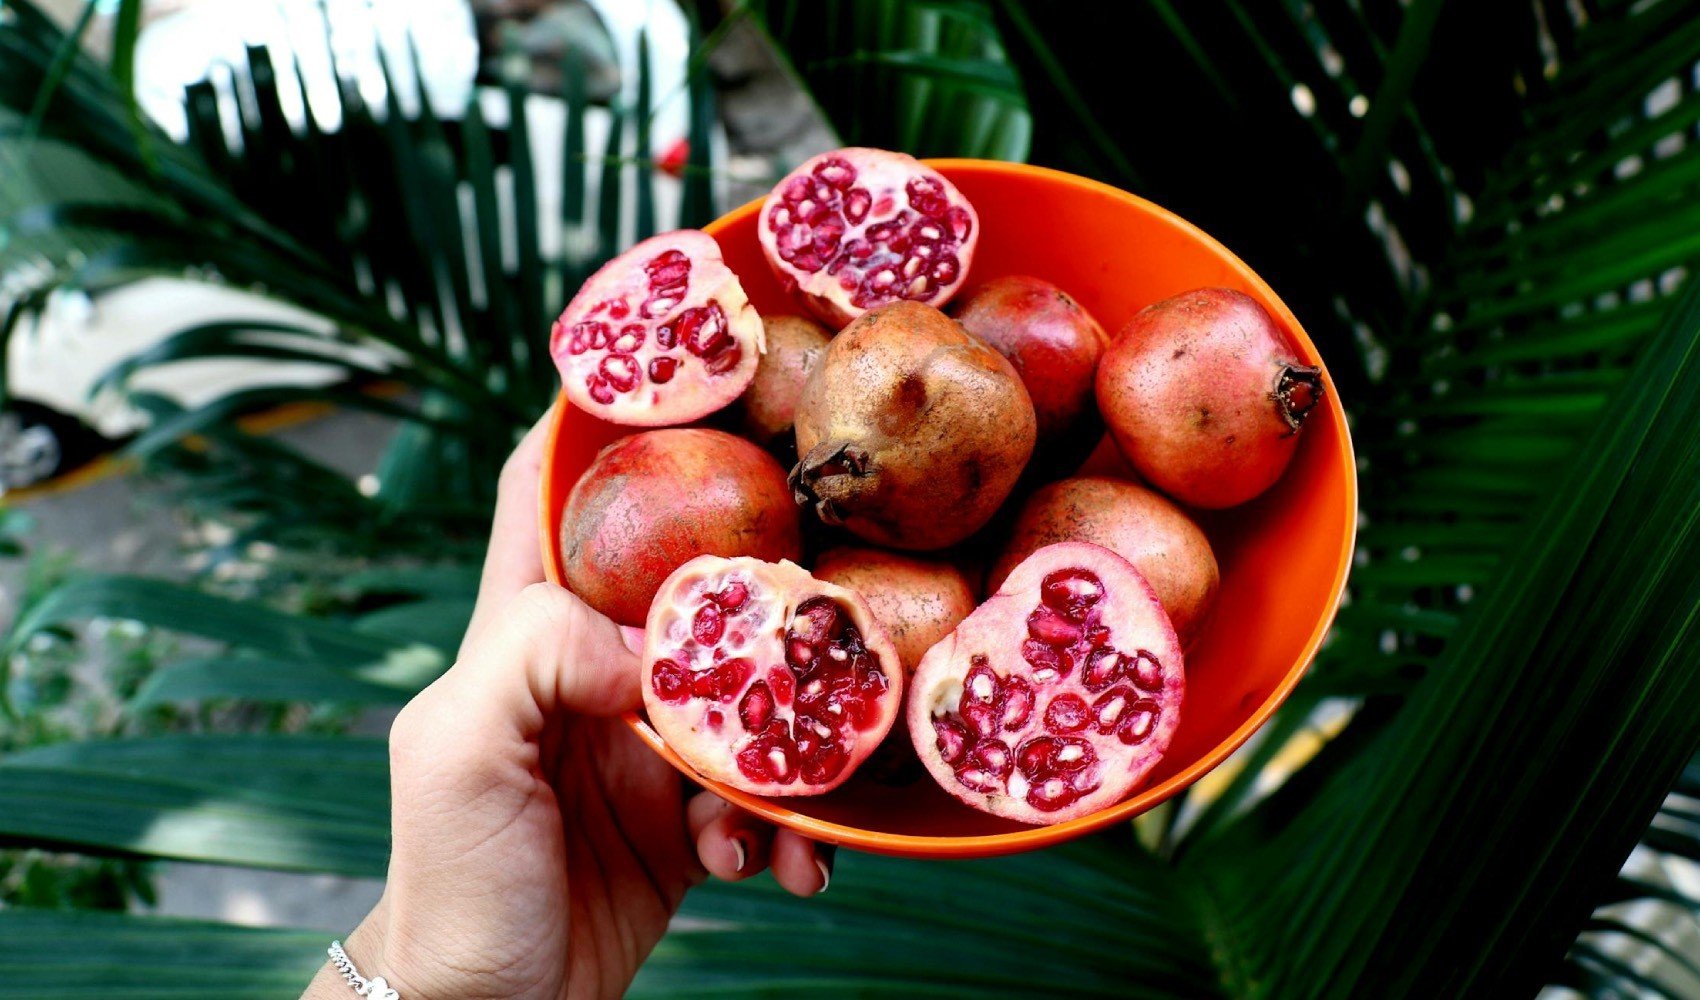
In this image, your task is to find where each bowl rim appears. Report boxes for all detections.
[541,157,1358,858]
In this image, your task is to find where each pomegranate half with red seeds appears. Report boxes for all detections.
[909,542,1184,825]
[642,555,904,796]
[758,147,979,327]
[550,230,762,426]
[559,429,801,626]
[1097,287,1323,508]
[992,476,1219,644]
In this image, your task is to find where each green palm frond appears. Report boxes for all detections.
[725,0,1030,161]
[1,0,717,557]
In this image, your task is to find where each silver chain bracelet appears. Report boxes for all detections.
[327,940,401,1000]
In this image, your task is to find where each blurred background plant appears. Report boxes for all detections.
[1,0,1699,997]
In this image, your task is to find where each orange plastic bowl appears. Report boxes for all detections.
[540,160,1356,859]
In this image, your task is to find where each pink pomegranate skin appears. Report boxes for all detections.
[908,541,1185,826]
[734,314,832,449]
[758,147,979,327]
[642,555,904,796]
[813,546,977,673]
[950,276,1108,450]
[991,476,1219,643]
[559,429,802,626]
[1097,287,1323,508]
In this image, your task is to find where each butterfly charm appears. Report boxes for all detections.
[360,978,400,1000]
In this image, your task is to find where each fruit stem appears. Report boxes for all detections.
[1275,365,1325,432]
[789,442,874,526]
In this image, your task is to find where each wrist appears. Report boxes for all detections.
[303,900,431,1000]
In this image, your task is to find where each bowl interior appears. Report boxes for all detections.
[541,160,1356,858]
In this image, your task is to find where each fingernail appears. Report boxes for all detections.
[814,845,836,894]
[731,836,748,873]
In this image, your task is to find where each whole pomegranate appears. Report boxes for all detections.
[991,476,1219,643]
[559,429,801,625]
[642,555,905,795]
[791,301,1036,550]
[909,542,1184,825]
[733,314,832,449]
[813,546,977,673]
[550,230,762,426]
[950,276,1108,456]
[758,147,979,327]
[1097,287,1324,508]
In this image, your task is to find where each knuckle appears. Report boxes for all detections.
[506,583,587,651]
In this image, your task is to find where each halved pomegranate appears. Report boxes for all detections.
[908,542,1184,825]
[550,230,762,426]
[642,555,905,796]
[757,147,979,327]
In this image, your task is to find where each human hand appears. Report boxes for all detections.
[305,409,831,1000]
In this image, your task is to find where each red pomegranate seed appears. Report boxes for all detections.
[966,738,1012,780]
[1002,676,1034,730]
[1040,568,1105,622]
[1082,648,1125,692]
[601,353,641,392]
[690,670,716,699]
[711,658,753,701]
[1027,604,1083,646]
[1118,700,1160,745]
[647,356,677,383]
[934,717,970,765]
[704,345,744,375]
[644,249,691,289]
[1022,639,1064,682]
[715,582,749,610]
[651,659,690,703]
[585,374,615,404]
[739,681,773,730]
[1043,694,1090,733]
[769,667,795,703]
[1092,686,1136,733]
[1027,775,1090,812]
[692,602,725,645]
[737,733,798,784]
[1130,650,1164,691]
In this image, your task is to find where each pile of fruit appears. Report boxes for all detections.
[549,148,1324,826]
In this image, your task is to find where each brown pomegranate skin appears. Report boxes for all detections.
[908,541,1185,825]
[734,314,832,449]
[813,546,977,673]
[950,276,1108,451]
[642,555,904,796]
[1097,287,1323,509]
[991,476,1218,643]
[559,429,802,625]
[791,300,1037,550]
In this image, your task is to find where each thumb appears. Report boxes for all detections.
[431,583,643,743]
